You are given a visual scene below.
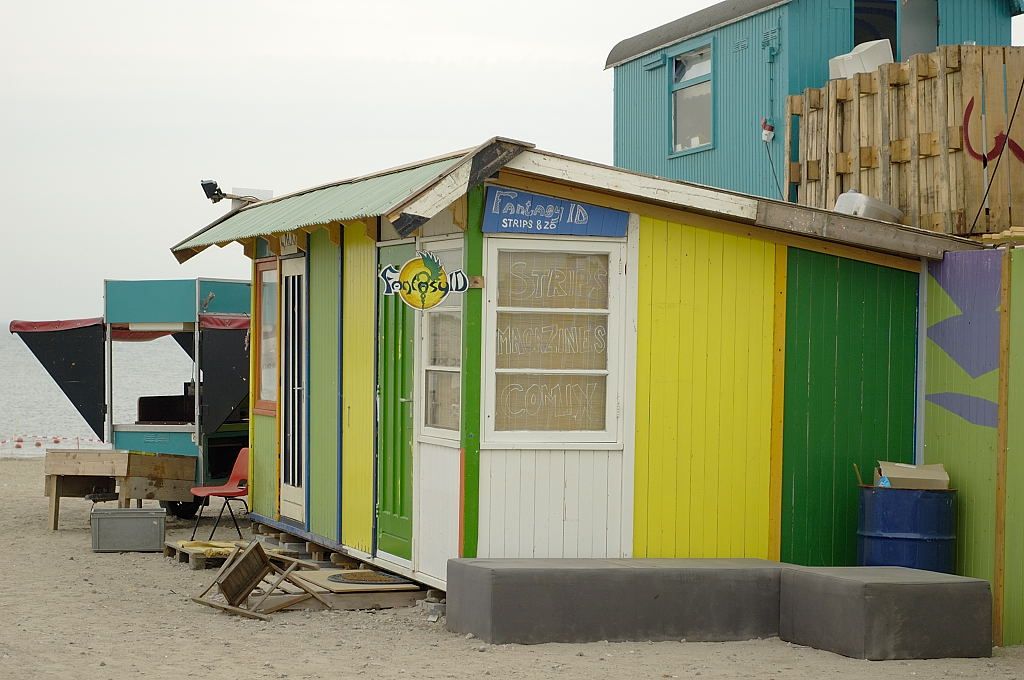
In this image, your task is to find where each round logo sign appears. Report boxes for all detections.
[378,251,469,311]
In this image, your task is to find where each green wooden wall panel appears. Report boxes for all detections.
[308,231,340,540]
[251,414,277,518]
[460,186,485,558]
[781,248,918,566]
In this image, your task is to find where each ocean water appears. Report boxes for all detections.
[0,330,194,457]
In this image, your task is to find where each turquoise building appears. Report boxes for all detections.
[607,0,1019,199]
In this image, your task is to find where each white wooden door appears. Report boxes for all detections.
[412,241,463,582]
[280,257,307,522]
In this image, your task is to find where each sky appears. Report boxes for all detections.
[2,1,1022,322]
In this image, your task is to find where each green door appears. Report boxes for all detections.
[376,244,416,560]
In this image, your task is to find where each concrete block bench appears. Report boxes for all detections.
[779,566,991,660]
[446,558,781,644]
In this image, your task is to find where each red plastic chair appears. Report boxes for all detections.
[190,448,249,541]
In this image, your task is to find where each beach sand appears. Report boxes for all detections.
[2,457,1021,680]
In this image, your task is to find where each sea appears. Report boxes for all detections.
[0,329,194,458]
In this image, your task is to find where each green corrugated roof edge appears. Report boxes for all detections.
[171,152,467,254]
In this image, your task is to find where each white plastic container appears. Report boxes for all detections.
[829,40,894,80]
[833,191,904,224]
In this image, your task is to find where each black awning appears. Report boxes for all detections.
[9,319,106,439]
[199,327,249,435]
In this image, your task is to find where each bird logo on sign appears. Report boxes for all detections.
[378,251,469,311]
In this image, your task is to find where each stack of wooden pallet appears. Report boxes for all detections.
[785,45,1024,237]
[980,228,1024,244]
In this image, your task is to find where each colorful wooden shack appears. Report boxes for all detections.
[171,138,980,592]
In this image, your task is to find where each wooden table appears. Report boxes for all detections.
[44,449,196,530]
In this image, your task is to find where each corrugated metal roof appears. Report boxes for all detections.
[605,0,788,68]
[173,154,465,253]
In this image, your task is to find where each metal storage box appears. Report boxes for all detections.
[91,508,166,552]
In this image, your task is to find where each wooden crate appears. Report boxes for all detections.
[785,45,1024,236]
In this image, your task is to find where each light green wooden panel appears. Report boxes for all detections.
[251,414,278,518]
[924,252,1000,586]
[1005,248,1024,645]
[308,230,340,540]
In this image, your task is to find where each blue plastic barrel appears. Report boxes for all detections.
[856,486,956,574]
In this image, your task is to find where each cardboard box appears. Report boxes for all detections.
[874,462,950,490]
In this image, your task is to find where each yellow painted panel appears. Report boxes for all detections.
[341,222,376,553]
[634,216,776,558]
[768,246,788,561]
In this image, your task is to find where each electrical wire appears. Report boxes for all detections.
[969,73,1024,236]
[765,140,785,200]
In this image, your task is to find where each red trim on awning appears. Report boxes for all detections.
[9,317,103,333]
[199,314,250,330]
[110,328,173,342]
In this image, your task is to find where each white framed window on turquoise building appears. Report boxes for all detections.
[669,42,713,155]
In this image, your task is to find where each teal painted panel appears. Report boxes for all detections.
[938,0,1011,46]
[377,243,415,560]
[105,280,196,323]
[786,0,852,95]
[781,249,918,567]
[113,430,198,456]
[613,4,790,199]
[307,231,340,541]
[198,280,251,315]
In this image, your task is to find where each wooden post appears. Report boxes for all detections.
[798,92,808,205]
[46,475,61,531]
[937,48,953,234]
[908,57,921,228]
[784,96,801,200]
[1007,48,1024,229]
[850,75,862,194]
[826,80,840,208]
[962,45,987,234]
[118,479,130,509]
[984,47,1010,232]
[878,62,893,205]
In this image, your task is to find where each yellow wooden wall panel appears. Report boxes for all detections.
[634,214,654,553]
[341,222,376,553]
[634,216,776,558]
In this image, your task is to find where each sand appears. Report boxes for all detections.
[2,457,1022,680]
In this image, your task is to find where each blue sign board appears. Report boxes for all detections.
[482,186,629,237]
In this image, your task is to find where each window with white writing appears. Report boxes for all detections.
[493,250,610,432]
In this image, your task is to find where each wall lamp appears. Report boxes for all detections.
[200,180,261,206]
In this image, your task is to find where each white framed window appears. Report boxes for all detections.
[419,240,463,440]
[483,237,624,446]
[671,43,713,154]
